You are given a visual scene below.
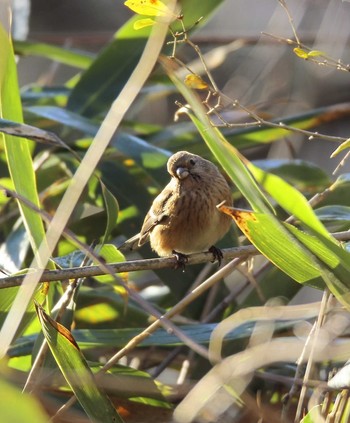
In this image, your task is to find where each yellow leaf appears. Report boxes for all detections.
[293,47,309,59]
[133,18,156,29]
[307,50,326,58]
[184,74,209,90]
[124,0,172,17]
[330,138,350,158]
[217,204,257,239]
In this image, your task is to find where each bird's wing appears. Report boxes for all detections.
[138,188,173,246]
[117,233,141,252]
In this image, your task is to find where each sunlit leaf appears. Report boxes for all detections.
[300,405,324,423]
[330,138,350,158]
[184,74,209,90]
[14,40,93,69]
[134,18,156,29]
[307,50,326,58]
[218,205,321,284]
[293,47,309,59]
[248,163,330,238]
[124,0,174,17]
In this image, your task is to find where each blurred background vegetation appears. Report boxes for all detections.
[1,0,350,422]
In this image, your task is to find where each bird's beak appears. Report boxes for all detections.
[176,167,189,180]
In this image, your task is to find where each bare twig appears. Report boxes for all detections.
[295,290,331,422]
[277,0,300,44]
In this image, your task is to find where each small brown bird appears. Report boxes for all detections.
[122,151,232,263]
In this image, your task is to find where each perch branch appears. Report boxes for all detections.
[0,245,257,289]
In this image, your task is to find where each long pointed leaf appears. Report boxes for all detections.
[0,25,47,254]
[35,303,124,423]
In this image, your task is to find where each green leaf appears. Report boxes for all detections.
[248,162,330,238]
[0,24,47,253]
[293,47,309,59]
[14,40,94,69]
[218,207,322,285]
[331,137,350,157]
[92,244,126,284]
[300,405,324,423]
[315,205,350,222]
[287,224,350,307]
[100,182,119,245]
[35,303,124,423]
[10,321,297,357]
[0,117,67,147]
[67,18,152,117]
[252,159,330,191]
[307,50,326,58]
[0,377,49,423]
[26,105,99,135]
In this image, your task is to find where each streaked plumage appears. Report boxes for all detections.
[122,151,232,258]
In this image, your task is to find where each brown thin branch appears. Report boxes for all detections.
[0,245,257,289]
[2,229,350,290]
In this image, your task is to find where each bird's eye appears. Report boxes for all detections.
[189,159,196,166]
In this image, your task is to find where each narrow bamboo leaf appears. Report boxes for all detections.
[252,159,330,190]
[0,25,47,253]
[14,40,94,69]
[35,303,124,423]
[219,204,350,307]
[218,205,322,284]
[248,163,331,238]
[93,244,126,284]
[0,117,67,147]
[9,321,297,357]
[191,114,273,214]
[331,138,350,157]
[300,406,324,423]
[100,181,119,245]
[26,105,99,135]
[287,224,350,307]
[315,205,350,222]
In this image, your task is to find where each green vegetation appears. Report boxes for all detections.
[1,1,350,422]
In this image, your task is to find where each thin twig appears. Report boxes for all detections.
[295,290,330,422]
[278,0,301,46]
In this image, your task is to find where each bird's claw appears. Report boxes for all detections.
[172,250,188,271]
[209,245,223,266]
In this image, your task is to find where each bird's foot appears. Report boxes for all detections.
[209,245,223,266]
[172,250,188,271]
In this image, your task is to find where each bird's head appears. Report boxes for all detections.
[167,151,218,183]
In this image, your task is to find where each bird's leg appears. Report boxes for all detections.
[172,250,188,271]
[208,245,224,266]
